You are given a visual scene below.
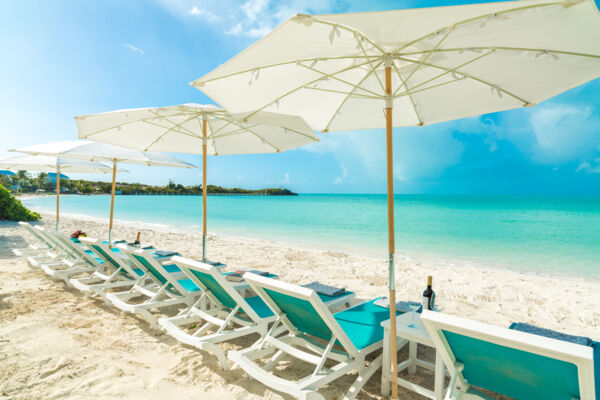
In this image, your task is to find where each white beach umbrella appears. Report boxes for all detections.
[190,0,600,396]
[75,103,319,261]
[11,141,196,244]
[0,155,121,230]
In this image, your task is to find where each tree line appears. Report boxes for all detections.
[0,172,297,196]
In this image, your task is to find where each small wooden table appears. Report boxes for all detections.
[381,312,446,400]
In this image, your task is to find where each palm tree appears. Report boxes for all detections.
[37,172,48,192]
[16,170,28,193]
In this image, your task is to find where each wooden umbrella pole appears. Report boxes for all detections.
[108,158,117,247]
[202,117,208,262]
[385,55,399,400]
[56,166,61,231]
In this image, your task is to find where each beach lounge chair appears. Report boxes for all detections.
[228,273,399,400]
[38,230,103,282]
[23,226,65,267]
[12,221,55,257]
[106,245,198,330]
[420,310,597,400]
[70,237,149,301]
[158,257,355,370]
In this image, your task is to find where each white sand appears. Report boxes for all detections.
[1,213,599,399]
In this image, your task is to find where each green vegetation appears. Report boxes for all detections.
[0,173,297,196]
[0,183,40,221]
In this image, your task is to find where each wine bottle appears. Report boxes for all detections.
[134,231,141,247]
[422,276,434,311]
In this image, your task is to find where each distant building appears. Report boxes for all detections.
[47,172,70,184]
[0,170,15,177]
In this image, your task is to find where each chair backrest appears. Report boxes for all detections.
[421,310,596,400]
[47,230,102,266]
[171,256,263,323]
[79,237,135,275]
[243,273,360,358]
[31,225,61,250]
[118,245,186,295]
[38,228,81,260]
[19,221,54,249]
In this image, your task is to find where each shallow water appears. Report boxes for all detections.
[23,194,600,278]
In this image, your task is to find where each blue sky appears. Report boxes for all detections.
[1,0,599,194]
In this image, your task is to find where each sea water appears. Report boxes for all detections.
[23,194,600,278]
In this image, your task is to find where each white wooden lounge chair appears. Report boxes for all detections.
[421,310,597,400]
[158,257,355,370]
[106,245,198,330]
[12,221,55,257]
[23,226,64,268]
[228,273,399,400]
[70,238,150,301]
[39,230,101,283]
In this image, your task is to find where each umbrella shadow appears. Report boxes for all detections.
[0,235,28,259]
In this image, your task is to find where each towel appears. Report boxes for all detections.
[508,322,592,347]
[154,250,180,257]
[303,282,346,297]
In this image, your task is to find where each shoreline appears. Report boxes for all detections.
[29,208,600,286]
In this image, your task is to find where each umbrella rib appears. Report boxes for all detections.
[224,120,281,152]
[296,62,382,97]
[195,55,384,86]
[396,76,466,99]
[323,59,385,132]
[82,109,205,139]
[398,46,600,60]
[392,62,424,125]
[395,55,530,104]
[355,33,386,92]
[394,50,494,97]
[302,86,380,99]
[390,1,572,57]
[148,111,204,138]
[232,58,385,122]
[393,28,453,96]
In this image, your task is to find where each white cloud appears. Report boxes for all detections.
[188,6,220,21]
[121,42,144,54]
[576,158,600,174]
[333,163,347,184]
[278,172,290,184]
[154,0,336,38]
[529,105,600,165]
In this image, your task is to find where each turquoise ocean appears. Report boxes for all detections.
[23,194,600,279]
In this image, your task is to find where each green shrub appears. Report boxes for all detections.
[0,184,40,221]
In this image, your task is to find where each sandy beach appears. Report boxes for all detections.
[1,212,599,400]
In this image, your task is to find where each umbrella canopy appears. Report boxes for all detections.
[0,155,121,230]
[74,103,319,261]
[11,140,196,168]
[0,155,119,174]
[189,0,600,397]
[192,0,600,130]
[11,141,196,244]
[75,103,319,155]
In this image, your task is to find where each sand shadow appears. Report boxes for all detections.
[0,235,29,259]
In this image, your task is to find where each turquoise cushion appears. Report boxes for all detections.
[163,264,181,273]
[132,268,144,276]
[244,295,275,319]
[84,249,94,255]
[334,299,398,350]
[442,330,580,400]
[264,288,333,341]
[178,278,201,293]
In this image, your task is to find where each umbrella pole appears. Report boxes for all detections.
[202,117,207,262]
[109,158,117,247]
[56,166,60,231]
[385,56,399,400]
